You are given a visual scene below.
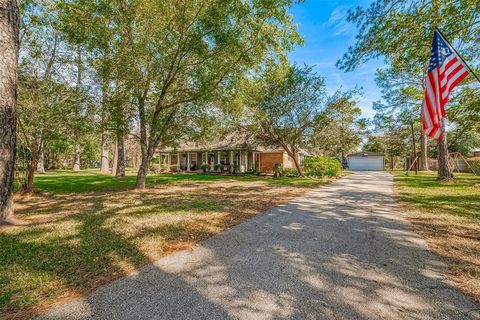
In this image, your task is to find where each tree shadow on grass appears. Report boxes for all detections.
[3,178,310,318]
[0,204,147,316]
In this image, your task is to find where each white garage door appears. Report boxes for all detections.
[348,156,384,171]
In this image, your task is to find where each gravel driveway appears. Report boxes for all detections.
[37,172,479,320]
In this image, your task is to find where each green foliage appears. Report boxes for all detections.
[245,64,327,175]
[312,89,365,157]
[80,134,101,167]
[363,134,384,153]
[273,163,283,178]
[55,0,302,184]
[303,156,342,177]
[254,64,326,147]
[14,145,33,191]
[281,168,299,177]
[200,164,210,173]
[247,165,260,176]
[448,128,480,156]
[338,0,479,73]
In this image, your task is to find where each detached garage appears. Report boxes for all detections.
[347,152,385,171]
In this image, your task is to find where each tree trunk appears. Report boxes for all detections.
[100,131,109,173]
[73,143,81,171]
[437,120,452,180]
[135,156,149,189]
[290,150,305,177]
[419,130,429,171]
[0,0,19,224]
[115,132,125,178]
[22,155,37,193]
[135,145,154,189]
[37,142,45,173]
[111,140,118,176]
[135,92,149,189]
[100,72,109,173]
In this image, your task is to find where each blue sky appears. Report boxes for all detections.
[288,0,384,119]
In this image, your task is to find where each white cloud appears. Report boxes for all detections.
[325,5,354,36]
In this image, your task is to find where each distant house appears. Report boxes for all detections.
[155,136,312,173]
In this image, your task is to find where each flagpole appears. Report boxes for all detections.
[435,27,480,84]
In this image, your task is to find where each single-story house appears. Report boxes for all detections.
[347,152,385,171]
[155,137,312,173]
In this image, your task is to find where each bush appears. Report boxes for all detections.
[249,165,260,176]
[281,168,299,177]
[303,155,342,177]
[273,163,282,177]
[200,164,210,172]
[471,160,480,175]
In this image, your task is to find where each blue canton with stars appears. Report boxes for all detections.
[428,30,453,72]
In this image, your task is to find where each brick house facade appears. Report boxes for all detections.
[155,139,310,173]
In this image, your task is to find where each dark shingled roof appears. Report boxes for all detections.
[157,133,313,155]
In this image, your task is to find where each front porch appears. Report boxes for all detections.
[156,150,261,173]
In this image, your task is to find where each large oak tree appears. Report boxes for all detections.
[248,64,326,177]
[126,0,301,188]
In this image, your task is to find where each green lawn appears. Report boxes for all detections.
[2,169,335,318]
[16,169,330,194]
[394,171,480,219]
[393,171,480,302]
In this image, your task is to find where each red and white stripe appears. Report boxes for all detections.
[422,54,469,140]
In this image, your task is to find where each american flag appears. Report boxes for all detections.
[422,30,470,140]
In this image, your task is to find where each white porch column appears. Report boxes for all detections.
[229,151,233,165]
[217,151,221,164]
[252,152,256,169]
[187,152,191,171]
[239,151,243,172]
[243,152,248,172]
